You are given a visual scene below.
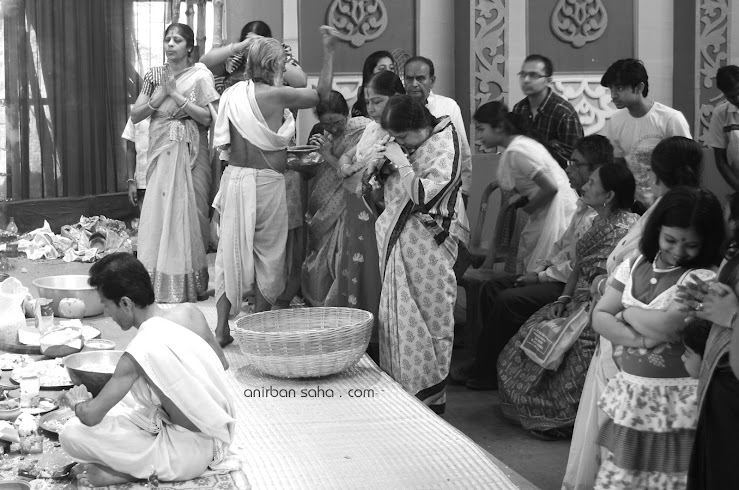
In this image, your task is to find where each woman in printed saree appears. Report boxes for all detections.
[131,23,219,303]
[302,92,371,306]
[371,95,469,414]
[476,101,578,273]
[497,163,638,441]
[591,188,724,489]
[327,70,406,361]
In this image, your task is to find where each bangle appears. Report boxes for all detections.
[147,100,159,111]
[730,310,738,328]
[179,99,190,110]
[339,163,350,177]
[557,295,572,304]
[641,334,648,349]
[127,178,136,185]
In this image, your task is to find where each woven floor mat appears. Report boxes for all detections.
[190,301,518,489]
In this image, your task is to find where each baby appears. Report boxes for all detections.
[681,319,712,378]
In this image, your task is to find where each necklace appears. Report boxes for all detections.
[650,252,680,285]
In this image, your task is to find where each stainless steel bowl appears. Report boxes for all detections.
[0,273,9,283]
[0,482,31,490]
[63,350,123,396]
[31,275,103,317]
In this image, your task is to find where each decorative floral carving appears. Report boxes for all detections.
[695,0,728,144]
[327,0,388,47]
[472,0,508,153]
[550,0,608,48]
[551,76,617,136]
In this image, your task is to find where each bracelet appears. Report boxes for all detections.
[126,178,136,185]
[339,163,350,177]
[557,295,572,304]
[641,334,648,349]
[730,310,738,328]
[179,99,190,110]
[147,100,159,111]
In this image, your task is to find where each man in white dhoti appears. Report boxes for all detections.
[211,31,336,346]
[60,253,234,487]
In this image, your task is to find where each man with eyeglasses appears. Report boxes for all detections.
[512,54,583,169]
[600,58,690,210]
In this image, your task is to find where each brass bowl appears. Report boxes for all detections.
[63,350,123,396]
[31,275,103,317]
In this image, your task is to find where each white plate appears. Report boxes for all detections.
[11,359,72,388]
[0,354,33,371]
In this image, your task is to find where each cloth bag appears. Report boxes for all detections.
[520,302,590,370]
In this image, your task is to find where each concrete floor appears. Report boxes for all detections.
[4,255,570,490]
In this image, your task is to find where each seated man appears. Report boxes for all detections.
[60,253,235,487]
[453,135,613,389]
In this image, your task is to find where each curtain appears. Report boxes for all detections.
[4,0,136,201]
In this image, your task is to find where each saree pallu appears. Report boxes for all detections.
[325,123,388,337]
[375,118,469,413]
[138,64,219,303]
[498,210,637,431]
[302,117,371,306]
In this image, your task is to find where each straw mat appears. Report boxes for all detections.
[197,300,519,489]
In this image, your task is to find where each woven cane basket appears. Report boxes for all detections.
[233,307,374,378]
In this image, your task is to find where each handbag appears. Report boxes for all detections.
[520,301,591,370]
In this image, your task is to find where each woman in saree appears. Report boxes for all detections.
[326,70,406,361]
[675,192,739,489]
[350,51,395,117]
[301,91,370,306]
[131,23,218,303]
[371,95,469,414]
[476,101,578,273]
[497,163,638,440]
[563,137,704,490]
[591,187,724,489]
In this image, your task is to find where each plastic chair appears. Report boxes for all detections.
[457,181,518,354]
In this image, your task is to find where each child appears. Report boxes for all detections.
[121,116,150,211]
[681,319,712,379]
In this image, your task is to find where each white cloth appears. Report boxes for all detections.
[60,317,239,481]
[121,117,151,189]
[535,199,596,283]
[213,80,295,152]
[426,92,472,196]
[706,100,739,171]
[605,197,659,275]
[602,103,691,205]
[214,166,288,310]
[497,135,578,274]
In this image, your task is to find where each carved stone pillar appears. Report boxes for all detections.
[695,0,729,144]
[470,0,508,153]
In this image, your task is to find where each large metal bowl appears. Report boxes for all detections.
[63,350,123,396]
[32,275,103,317]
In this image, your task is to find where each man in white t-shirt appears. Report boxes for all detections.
[121,117,150,211]
[403,56,472,205]
[706,65,739,190]
[600,58,691,209]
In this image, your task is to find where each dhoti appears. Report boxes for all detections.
[61,400,215,481]
[214,166,288,313]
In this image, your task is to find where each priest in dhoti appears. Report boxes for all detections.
[210,35,329,346]
[60,253,236,487]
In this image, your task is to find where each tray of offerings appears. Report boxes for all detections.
[10,359,72,388]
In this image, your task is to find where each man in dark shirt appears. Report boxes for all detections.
[513,54,583,168]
